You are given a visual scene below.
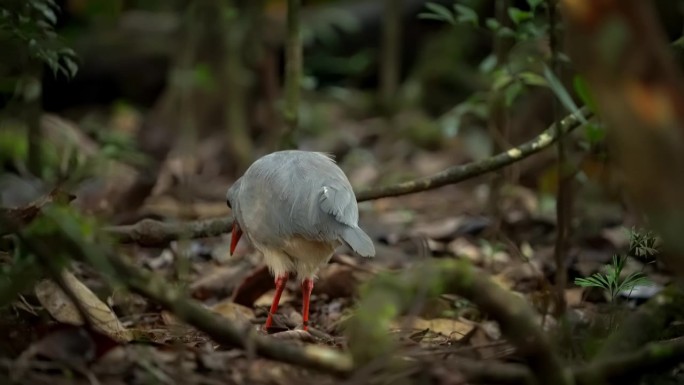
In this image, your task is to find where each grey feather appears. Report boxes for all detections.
[227,150,376,259]
[340,226,375,257]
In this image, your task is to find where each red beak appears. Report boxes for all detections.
[230,220,243,256]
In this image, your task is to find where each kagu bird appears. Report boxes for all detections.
[226,150,375,331]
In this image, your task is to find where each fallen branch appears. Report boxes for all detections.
[345,259,571,385]
[105,217,233,247]
[107,108,589,247]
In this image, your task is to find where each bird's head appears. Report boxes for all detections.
[226,179,243,256]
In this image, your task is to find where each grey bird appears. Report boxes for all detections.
[226,150,375,331]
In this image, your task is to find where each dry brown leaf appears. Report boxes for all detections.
[470,321,513,359]
[447,238,482,262]
[210,300,255,325]
[391,317,475,341]
[491,273,516,290]
[565,288,585,307]
[35,271,132,342]
[410,217,463,240]
[269,330,315,342]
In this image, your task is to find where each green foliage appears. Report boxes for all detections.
[0,0,79,78]
[574,255,651,303]
[574,228,658,302]
[628,227,659,260]
[420,1,577,141]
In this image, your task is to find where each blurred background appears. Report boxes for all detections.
[0,0,682,223]
[0,0,626,220]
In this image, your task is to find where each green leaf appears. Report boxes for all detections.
[575,275,608,290]
[526,0,544,10]
[573,75,598,113]
[419,2,455,25]
[492,70,514,91]
[485,18,500,31]
[496,27,516,38]
[507,7,532,25]
[66,58,78,78]
[518,72,547,87]
[478,54,498,74]
[453,4,478,26]
[418,13,452,23]
[504,80,524,107]
[583,123,606,145]
[543,64,587,124]
[34,1,58,25]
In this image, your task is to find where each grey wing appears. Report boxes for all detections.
[318,184,375,257]
[318,184,358,226]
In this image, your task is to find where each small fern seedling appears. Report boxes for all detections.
[574,254,651,302]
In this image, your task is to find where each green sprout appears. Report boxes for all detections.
[574,254,651,303]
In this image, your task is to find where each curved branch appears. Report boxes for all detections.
[355,107,589,201]
[345,260,571,385]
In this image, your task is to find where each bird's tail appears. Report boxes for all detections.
[341,226,376,257]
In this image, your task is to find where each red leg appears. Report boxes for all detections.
[263,274,288,331]
[301,278,314,331]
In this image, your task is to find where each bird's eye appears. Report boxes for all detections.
[226,199,232,209]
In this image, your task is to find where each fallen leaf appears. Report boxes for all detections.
[565,288,585,307]
[269,330,315,342]
[491,273,516,290]
[391,317,475,341]
[470,321,513,360]
[410,217,463,241]
[210,301,255,325]
[35,271,132,342]
[447,238,482,262]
